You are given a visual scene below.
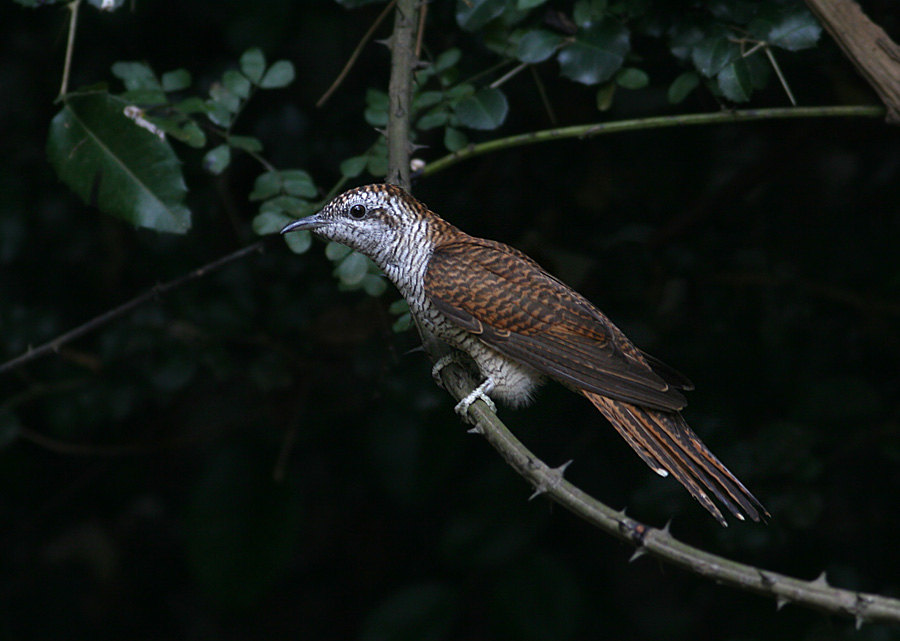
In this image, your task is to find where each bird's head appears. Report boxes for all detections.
[280,184,434,267]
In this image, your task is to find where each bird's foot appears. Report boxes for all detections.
[454,377,497,421]
[431,352,468,389]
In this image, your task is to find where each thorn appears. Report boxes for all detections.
[757,570,776,587]
[661,519,673,535]
[374,127,388,138]
[811,571,830,587]
[776,596,790,611]
[403,345,425,356]
[528,459,572,501]
[466,423,484,435]
[629,547,647,563]
[855,615,865,630]
[374,36,392,48]
[553,459,573,476]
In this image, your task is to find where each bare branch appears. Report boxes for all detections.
[0,241,267,377]
[805,0,900,123]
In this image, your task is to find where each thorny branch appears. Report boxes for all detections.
[381,0,900,628]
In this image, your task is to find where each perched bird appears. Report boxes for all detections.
[282,183,767,526]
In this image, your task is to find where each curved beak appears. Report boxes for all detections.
[281,213,326,234]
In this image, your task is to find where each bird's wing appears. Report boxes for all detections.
[425,239,688,412]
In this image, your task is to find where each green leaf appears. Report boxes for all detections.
[367,148,388,177]
[240,47,267,84]
[252,210,293,235]
[615,67,648,89]
[516,30,564,63]
[280,170,317,198]
[708,0,758,25]
[161,68,191,92]
[284,229,313,254]
[174,97,211,115]
[227,135,263,153]
[388,299,409,315]
[360,583,458,641]
[250,171,281,201]
[365,89,390,126]
[557,20,630,85]
[517,0,547,8]
[446,83,475,101]
[171,121,207,148]
[186,449,302,607]
[717,57,752,102]
[668,20,708,61]
[392,312,412,333]
[435,48,462,72]
[260,195,312,216]
[325,241,352,261]
[362,274,388,297]
[595,82,615,110]
[454,88,508,130]
[205,100,233,127]
[47,91,191,234]
[417,109,449,130]
[413,90,444,111]
[223,69,252,99]
[746,50,770,89]
[444,126,468,152]
[750,6,821,51]
[111,61,161,91]
[260,60,295,88]
[340,155,368,178]
[209,83,241,113]
[203,144,231,175]
[119,89,168,106]
[456,0,505,31]
[335,252,369,286]
[667,70,700,104]
[573,0,607,28]
[691,35,740,78]
[365,108,389,127]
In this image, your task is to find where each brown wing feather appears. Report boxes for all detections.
[425,239,687,411]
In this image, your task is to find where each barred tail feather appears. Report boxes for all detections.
[584,391,767,526]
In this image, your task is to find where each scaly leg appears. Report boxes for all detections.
[454,376,497,417]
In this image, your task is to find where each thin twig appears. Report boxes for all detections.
[530,65,557,125]
[421,105,885,176]
[765,46,797,106]
[0,241,268,377]
[57,0,81,100]
[414,0,427,59]
[489,61,529,89]
[316,0,397,108]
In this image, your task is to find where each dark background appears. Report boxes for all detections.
[1,1,899,639]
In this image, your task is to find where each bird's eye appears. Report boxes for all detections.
[348,204,367,219]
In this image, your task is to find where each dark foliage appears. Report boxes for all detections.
[1,1,899,639]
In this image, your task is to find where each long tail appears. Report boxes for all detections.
[584,391,768,526]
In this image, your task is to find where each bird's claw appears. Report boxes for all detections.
[430,353,459,389]
[454,377,496,421]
